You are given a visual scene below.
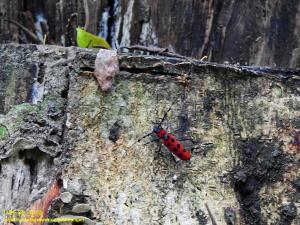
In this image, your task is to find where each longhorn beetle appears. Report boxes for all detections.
[136,104,191,161]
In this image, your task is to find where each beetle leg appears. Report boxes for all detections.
[176,136,196,144]
[144,137,160,146]
[171,152,181,163]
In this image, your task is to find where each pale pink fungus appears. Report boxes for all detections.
[94,49,119,92]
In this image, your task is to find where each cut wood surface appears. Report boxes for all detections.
[0,44,299,225]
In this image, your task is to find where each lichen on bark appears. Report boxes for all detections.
[0,44,299,225]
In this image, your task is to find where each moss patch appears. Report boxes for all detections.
[0,125,8,139]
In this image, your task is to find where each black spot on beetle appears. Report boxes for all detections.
[171,138,175,142]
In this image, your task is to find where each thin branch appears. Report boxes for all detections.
[65,13,78,46]
[83,0,90,31]
[119,45,186,59]
[205,203,218,225]
[40,20,54,44]
[4,19,42,44]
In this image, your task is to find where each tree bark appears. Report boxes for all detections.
[1,0,300,68]
[0,44,299,225]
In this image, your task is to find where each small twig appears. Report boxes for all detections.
[4,18,42,44]
[40,20,54,44]
[205,203,218,225]
[160,51,188,59]
[119,45,169,54]
[67,13,78,28]
[43,34,47,45]
[83,0,90,31]
[65,13,78,46]
[200,55,208,61]
[119,45,172,57]
[119,45,187,59]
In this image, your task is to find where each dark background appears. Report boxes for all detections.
[0,0,300,68]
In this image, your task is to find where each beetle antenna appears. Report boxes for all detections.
[129,131,154,148]
[137,131,154,142]
[158,97,178,126]
[159,106,172,126]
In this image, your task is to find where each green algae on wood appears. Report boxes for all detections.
[0,125,9,139]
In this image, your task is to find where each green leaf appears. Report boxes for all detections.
[76,27,111,49]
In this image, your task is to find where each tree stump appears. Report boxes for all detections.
[0,44,299,225]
